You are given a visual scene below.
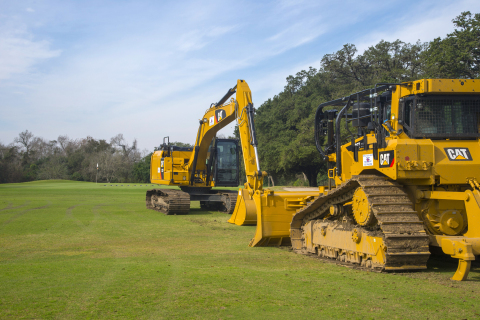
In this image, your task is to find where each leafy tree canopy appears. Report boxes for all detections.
[424,11,480,79]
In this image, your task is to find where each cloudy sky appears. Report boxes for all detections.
[1,0,479,151]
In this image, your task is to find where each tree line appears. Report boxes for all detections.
[0,131,149,183]
[1,12,478,186]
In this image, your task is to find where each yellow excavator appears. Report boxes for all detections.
[146,80,318,225]
[251,79,480,281]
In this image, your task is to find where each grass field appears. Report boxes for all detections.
[0,180,479,319]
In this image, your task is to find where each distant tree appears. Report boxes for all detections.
[57,135,78,156]
[110,133,141,182]
[424,11,480,78]
[133,152,152,183]
[256,68,326,187]
[14,130,34,154]
[13,130,35,166]
[362,40,427,82]
[171,141,193,147]
[321,40,427,96]
[37,155,69,180]
[0,144,23,183]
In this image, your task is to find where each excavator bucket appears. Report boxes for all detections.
[227,188,257,226]
[248,190,319,247]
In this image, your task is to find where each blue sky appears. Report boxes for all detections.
[1,0,480,151]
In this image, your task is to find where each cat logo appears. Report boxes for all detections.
[215,109,226,124]
[379,150,395,168]
[444,148,472,161]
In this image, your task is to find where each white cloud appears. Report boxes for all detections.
[0,30,61,80]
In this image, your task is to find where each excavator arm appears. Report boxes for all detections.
[188,80,265,188]
[183,80,267,226]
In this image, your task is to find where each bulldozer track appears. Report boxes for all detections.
[146,189,190,215]
[291,175,430,271]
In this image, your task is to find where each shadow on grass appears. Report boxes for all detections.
[186,208,214,215]
[402,251,480,282]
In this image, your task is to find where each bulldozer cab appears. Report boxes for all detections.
[206,138,239,187]
[399,95,480,139]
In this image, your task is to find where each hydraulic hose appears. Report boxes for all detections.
[314,106,327,159]
[215,85,237,107]
[335,97,352,178]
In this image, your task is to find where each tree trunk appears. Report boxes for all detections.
[303,167,319,187]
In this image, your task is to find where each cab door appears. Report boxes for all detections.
[213,139,239,187]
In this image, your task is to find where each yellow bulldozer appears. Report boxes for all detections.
[260,78,480,281]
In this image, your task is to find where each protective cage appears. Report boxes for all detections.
[401,95,480,139]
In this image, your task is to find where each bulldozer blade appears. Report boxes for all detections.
[227,188,257,226]
[249,190,319,247]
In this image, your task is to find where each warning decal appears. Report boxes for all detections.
[444,148,472,161]
[363,154,374,167]
[160,158,164,179]
[379,150,395,168]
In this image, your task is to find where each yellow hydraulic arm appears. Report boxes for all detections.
[186,80,266,225]
[184,80,264,187]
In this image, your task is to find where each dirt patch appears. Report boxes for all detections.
[66,205,81,216]
[1,202,52,226]
[0,201,31,213]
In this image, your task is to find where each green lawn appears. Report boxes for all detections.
[0,180,479,319]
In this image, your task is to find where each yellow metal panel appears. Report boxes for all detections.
[433,141,480,184]
[422,191,469,201]
[431,235,480,255]
[310,221,386,267]
[228,188,257,226]
[426,79,480,94]
[398,79,480,97]
[249,190,319,247]
[337,138,399,183]
[463,190,480,238]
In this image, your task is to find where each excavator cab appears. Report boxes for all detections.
[206,138,239,187]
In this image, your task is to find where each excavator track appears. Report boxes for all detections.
[291,175,430,271]
[198,191,238,214]
[221,192,237,215]
[146,189,190,215]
